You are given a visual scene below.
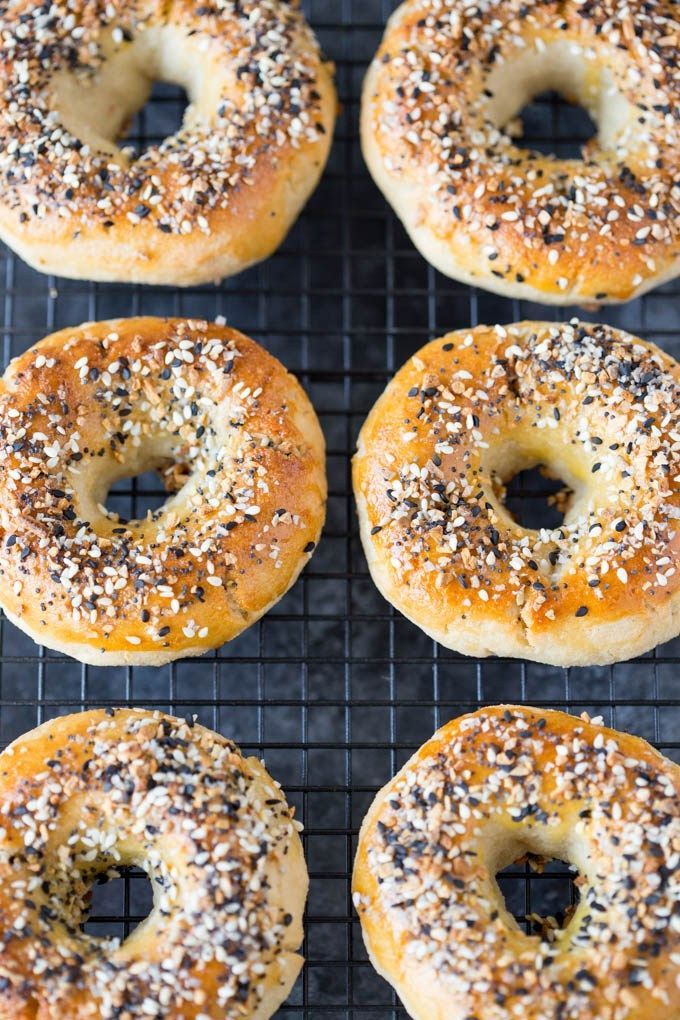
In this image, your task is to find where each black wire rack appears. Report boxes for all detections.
[0,1,679,1016]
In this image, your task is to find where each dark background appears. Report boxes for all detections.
[0,1,678,1015]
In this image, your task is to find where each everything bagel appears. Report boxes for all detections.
[354,320,680,666]
[353,705,680,1020]
[0,708,307,1018]
[0,317,326,665]
[362,0,679,304]
[0,0,336,285]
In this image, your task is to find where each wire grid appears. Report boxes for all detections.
[0,1,679,1014]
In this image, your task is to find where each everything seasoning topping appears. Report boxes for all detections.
[0,709,303,1016]
[368,0,679,298]
[354,707,680,1019]
[363,320,679,624]
[0,0,327,234]
[0,318,319,652]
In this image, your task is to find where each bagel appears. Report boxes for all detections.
[361,0,680,304]
[353,704,680,1020]
[353,320,680,666]
[0,0,336,286]
[0,707,307,1018]
[0,316,326,665]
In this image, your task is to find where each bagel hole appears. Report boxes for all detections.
[497,466,570,530]
[104,461,190,524]
[497,854,581,938]
[84,866,154,941]
[509,90,597,160]
[120,81,190,155]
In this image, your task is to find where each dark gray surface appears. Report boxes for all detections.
[0,1,678,1015]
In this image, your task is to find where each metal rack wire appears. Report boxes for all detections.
[0,1,678,1015]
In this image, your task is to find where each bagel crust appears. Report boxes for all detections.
[0,0,336,286]
[353,705,680,1020]
[361,0,680,304]
[353,321,680,666]
[0,317,326,665]
[0,708,308,1018]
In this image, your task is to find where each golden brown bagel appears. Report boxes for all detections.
[353,320,680,666]
[0,0,336,286]
[361,0,680,304]
[0,708,307,1019]
[0,316,326,665]
[353,705,680,1020]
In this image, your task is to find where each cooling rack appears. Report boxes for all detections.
[0,1,678,1016]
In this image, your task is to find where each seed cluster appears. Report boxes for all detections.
[368,0,679,298]
[361,321,679,626]
[0,317,321,655]
[354,707,680,1019]
[0,709,304,1017]
[0,0,328,235]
